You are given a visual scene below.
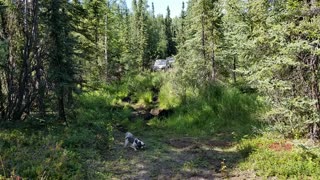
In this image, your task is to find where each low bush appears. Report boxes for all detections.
[158,80,181,109]
[108,72,164,105]
[0,128,85,179]
[237,133,320,178]
[0,90,115,179]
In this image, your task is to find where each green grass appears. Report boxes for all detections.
[0,125,88,179]
[155,83,263,137]
[158,79,181,109]
[2,72,319,179]
[0,90,117,179]
[237,132,320,179]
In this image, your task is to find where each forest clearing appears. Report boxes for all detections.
[1,0,320,179]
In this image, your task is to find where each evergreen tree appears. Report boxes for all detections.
[81,0,108,81]
[175,0,223,87]
[221,0,250,83]
[228,0,320,139]
[164,6,176,57]
[154,14,167,59]
[176,1,186,46]
[130,0,149,70]
[47,0,77,123]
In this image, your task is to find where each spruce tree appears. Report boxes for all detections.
[233,0,320,139]
[175,0,223,86]
[47,0,77,123]
[164,6,176,57]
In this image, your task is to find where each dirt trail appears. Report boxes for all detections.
[104,130,257,180]
[105,89,258,179]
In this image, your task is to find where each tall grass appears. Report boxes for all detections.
[105,72,164,106]
[0,90,117,179]
[160,84,263,137]
[158,78,181,109]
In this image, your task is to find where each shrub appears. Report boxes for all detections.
[158,80,181,109]
[238,133,320,178]
[0,130,85,179]
[0,90,115,179]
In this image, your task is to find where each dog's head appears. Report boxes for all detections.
[135,139,145,149]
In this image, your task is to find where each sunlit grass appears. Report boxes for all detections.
[3,72,317,179]
[160,84,263,137]
[237,132,320,178]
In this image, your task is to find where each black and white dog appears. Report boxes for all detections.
[124,132,145,151]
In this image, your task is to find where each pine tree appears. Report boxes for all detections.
[130,0,149,70]
[164,6,176,57]
[222,0,251,84]
[81,0,108,81]
[175,0,223,87]
[47,0,77,123]
[232,0,320,139]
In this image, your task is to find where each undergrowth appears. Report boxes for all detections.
[237,132,320,179]
[2,72,318,179]
[152,82,263,138]
[105,72,165,106]
[0,91,115,179]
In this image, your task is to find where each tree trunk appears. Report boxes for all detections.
[211,46,216,81]
[58,87,67,125]
[233,57,237,84]
[201,14,206,60]
[309,55,320,140]
[13,32,32,120]
[105,12,108,82]
[0,76,4,120]
[13,0,39,121]
[29,0,45,118]
[0,9,10,120]
[6,38,15,120]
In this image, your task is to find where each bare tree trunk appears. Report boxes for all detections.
[6,38,15,120]
[31,0,45,118]
[201,14,206,60]
[211,45,216,81]
[2,7,15,120]
[13,34,31,120]
[105,12,108,82]
[233,57,237,84]
[13,0,39,120]
[210,17,216,82]
[0,8,12,120]
[0,75,4,120]
[58,87,67,125]
[0,0,40,121]
[309,55,320,140]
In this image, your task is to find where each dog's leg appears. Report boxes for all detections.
[130,144,137,151]
[124,139,129,148]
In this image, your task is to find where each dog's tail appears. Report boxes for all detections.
[125,132,133,138]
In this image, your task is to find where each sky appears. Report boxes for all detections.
[125,0,186,18]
